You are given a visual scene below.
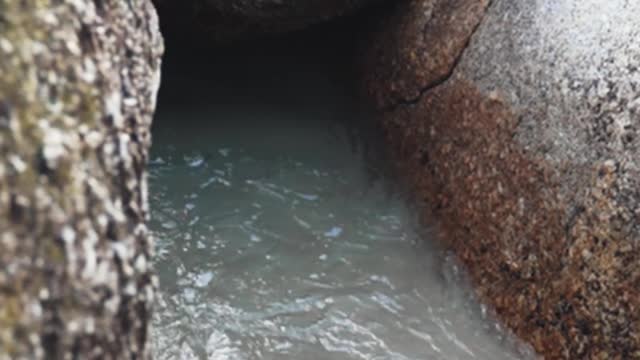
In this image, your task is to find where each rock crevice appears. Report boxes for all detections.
[382,0,495,112]
[363,0,491,111]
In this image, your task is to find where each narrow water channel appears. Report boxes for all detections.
[149,25,534,360]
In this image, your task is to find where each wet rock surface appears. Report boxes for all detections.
[153,0,382,42]
[0,0,163,358]
[364,0,640,358]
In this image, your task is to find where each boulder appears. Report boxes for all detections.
[153,0,382,41]
[0,0,163,358]
[363,0,640,358]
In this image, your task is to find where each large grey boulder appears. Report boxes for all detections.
[364,0,640,358]
[0,0,163,358]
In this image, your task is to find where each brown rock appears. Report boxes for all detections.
[363,0,640,358]
[363,0,490,109]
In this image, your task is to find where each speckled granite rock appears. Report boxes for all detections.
[363,0,640,358]
[153,0,382,41]
[0,0,163,358]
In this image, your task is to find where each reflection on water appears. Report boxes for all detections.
[149,27,534,360]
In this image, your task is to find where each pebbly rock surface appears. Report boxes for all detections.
[363,0,640,358]
[153,0,382,42]
[0,0,163,358]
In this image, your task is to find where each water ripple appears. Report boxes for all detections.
[149,119,535,360]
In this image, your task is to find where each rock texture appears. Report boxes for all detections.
[364,0,640,358]
[0,0,163,358]
[153,0,382,42]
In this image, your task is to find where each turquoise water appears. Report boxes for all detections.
[149,32,534,360]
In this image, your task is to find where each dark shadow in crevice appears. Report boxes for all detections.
[152,5,397,188]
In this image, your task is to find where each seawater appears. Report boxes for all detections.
[149,29,534,360]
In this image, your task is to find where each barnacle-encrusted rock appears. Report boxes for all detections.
[0,0,163,358]
[153,0,383,42]
[364,0,640,358]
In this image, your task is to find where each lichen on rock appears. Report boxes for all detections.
[0,0,163,358]
[363,0,640,358]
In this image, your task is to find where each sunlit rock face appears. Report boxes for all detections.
[153,0,383,42]
[0,0,163,358]
[363,0,640,358]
